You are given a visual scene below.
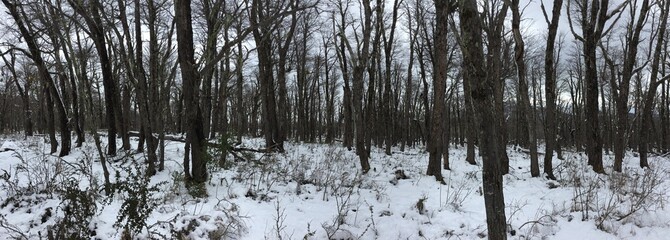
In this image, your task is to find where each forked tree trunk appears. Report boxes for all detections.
[510,0,539,177]
[175,0,207,183]
[1,54,34,138]
[541,0,563,180]
[2,0,71,157]
[639,0,670,168]
[69,0,129,155]
[460,0,507,238]
[427,0,452,183]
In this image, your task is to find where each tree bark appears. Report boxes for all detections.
[2,0,71,157]
[69,0,129,155]
[639,0,669,168]
[335,3,353,150]
[541,0,563,180]
[350,0,375,173]
[509,0,539,177]
[427,0,452,183]
[567,0,625,173]
[135,0,158,176]
[0,54,33,138]
[483,1,509,174]
[175,0,207,183]
[460,0,507,238]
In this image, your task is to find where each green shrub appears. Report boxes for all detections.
[113,157,166,235]
[49,178,98,239]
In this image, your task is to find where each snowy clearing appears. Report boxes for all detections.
[0,135,669,239]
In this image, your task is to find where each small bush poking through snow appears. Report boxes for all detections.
[113,156,166,235]
[49,177,99,239]
[559,152,669,233]
[0,151,66,197]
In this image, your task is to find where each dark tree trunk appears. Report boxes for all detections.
[235,26,246,143]
[403,13,417,152]
[323,38,335,144]
[45,83,58,154]
[78,38,112,195]
[510,0,539,177]
[459,0,507,239]
[568,0,624,174]
[382,0,400,156]
[200,0,225,139]
[443,102,451,170]
[135,0,158,176]
[350,0,375,173]
[69,0,129,155]
[483,2,509,174]
[175,0,207,183]
[584,37,604,173]
[53,20,84,148]
[336,6,353,150]
[542,0,563,180]
[463,60,477,165]
[639,0,670,168]
[1,54,33,138]
[276,6,298,146]
[427,0,452,183]
[250,0,285,152]
[2,0,71,156]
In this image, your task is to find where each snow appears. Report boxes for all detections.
[0,135,669,239]
[0,140,18,152]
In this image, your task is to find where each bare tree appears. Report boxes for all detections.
[175,0,207,183]
[0,52,33,138]
[426,0,455,183]
[598,0,649,172]
[381,0,401,155]
[2,0,71,157]
[249,0,302,152]
[459,0,507,238]
[332,0,354,150]
[69,0,131,155]
[338,0,380,173]
[567,0,627,173]
[482,0,510,174]
[540,0,563,179]
[639,0,670,168]
[508,0,539,177]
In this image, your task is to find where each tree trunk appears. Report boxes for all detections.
[2,0,71,157]
[403,13,417,152]
[427,0,451,183]
[136,0,158,176]
[484,2,509,174]
[175,0,207,183]
[542,0,563,180]
[336,6,353,150]
[1,54,33,138]
[45,83,58,154]
[235,25,246,143]
[69,0,129,155]
[459,0,507,238]
[568,0,624,173]
[639,0,669,168]
[350,0,375,173]
[610,0,649,172]
[250,0,285,152]
[510,0,539,177]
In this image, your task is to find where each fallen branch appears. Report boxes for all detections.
[127,131,185,142]
[231,146,270,153]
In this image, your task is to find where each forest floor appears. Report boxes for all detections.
[0,135,669,239]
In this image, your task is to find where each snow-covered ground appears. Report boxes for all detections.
[0,134,669,239]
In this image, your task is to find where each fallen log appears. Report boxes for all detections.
[127,131,185,142]
[128,131,273,153]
